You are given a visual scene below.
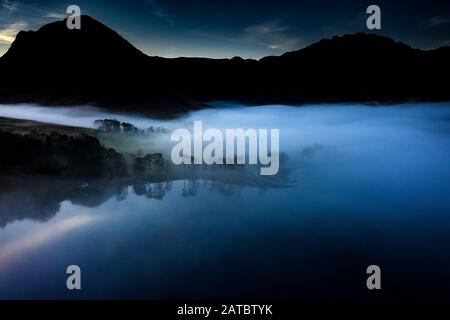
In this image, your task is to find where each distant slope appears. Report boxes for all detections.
[0,16,449,115]
[257,33,450,103]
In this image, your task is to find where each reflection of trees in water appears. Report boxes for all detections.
[182,179,198,197]
[132,182,172,200]
[132,179,244,199]
[0,177,251,227]
[204,180,244,196]
[133,179,244,198]
[0,189,61,228]
[0,157,292,227]
[115,186,129,201]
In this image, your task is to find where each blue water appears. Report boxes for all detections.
[0,103,449,299]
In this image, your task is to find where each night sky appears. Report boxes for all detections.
[1,0,450,58]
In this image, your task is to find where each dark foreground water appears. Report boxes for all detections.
[0,103,449,299]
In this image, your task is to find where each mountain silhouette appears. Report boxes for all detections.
[2,15,146,66]
[0,15,449,115]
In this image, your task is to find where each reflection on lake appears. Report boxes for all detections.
[0,103,450,299]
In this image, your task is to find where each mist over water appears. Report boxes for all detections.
[0,104,168,129]
[2,102,450,153]
[0,102,449,299]
[2,102,450,171]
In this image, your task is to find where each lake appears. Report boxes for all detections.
[0,103,449,299]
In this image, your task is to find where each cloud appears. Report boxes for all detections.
[45,12,67,20]
[437,39,450,47]
[244,20,291,35]
[1,0,18,16]
[0,21,27,44]
[242,20,302,52]
[0,2,67,47]
[421,15,450,28]
[188,19,303,58]
[145,0,174,25]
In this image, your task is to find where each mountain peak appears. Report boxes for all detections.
[279,32,415,60]
[2,15,146,66]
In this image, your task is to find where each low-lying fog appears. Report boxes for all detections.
[1,102,449,162]
[2,102,450,188]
